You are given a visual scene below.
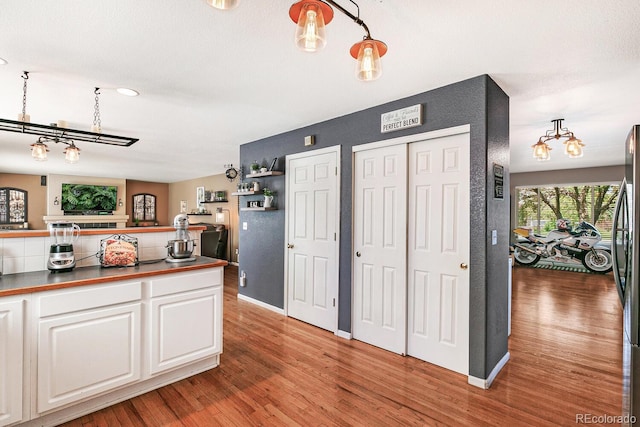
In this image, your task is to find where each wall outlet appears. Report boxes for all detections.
[491,230,497,245]
[242,222,248,230]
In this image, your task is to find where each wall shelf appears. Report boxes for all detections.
[240,207,277,212]
[202,200,228,203]
[231,191,257,196]
[244,171,283,179]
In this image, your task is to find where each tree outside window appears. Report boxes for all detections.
[516,184,619,240]
[132,193,156,222]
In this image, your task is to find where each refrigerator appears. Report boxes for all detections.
[613,125,640,425]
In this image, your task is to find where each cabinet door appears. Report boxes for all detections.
[149,287,222,375]
[0,299,24,427]
[37,303,141,413]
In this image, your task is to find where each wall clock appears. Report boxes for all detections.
[225,166,238,181]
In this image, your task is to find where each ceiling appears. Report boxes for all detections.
[0,0,639,183]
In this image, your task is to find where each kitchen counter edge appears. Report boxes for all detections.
[0,256,228,297]
[0,225,207,239]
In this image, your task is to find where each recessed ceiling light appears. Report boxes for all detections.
[116,88,139,97]
[0,58,7,65]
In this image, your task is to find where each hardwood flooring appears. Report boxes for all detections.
[61,265,622,426]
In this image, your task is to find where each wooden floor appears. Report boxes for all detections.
[62,265,622,426]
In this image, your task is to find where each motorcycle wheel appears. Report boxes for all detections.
[581,249,613,273]
[513,245,541,266]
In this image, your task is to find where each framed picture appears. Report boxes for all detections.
[196,186,205,210]
[268,157,278,171]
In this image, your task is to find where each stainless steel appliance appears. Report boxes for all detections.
[613,125,640,425]
[166,213,196,263]
[47,221,80,272]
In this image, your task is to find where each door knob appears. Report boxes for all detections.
[460,263,468,270]
[287,243,294,249]
[356,251,361,257]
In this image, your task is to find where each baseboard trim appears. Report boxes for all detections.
[237,294,285,315]
[467,351,510,389]
[336,330,351,340]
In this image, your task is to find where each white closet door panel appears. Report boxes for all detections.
[353,144,407,354]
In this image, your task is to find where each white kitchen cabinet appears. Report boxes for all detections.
[36,282,142,414]
[0,299,24,427]
[146,269,223,375]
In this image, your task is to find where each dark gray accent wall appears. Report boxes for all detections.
[239,74,509,380]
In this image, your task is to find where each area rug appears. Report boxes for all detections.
[528,260,590,274]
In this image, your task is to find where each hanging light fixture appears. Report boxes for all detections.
[290,0,334,52]
[31,137,49,161]
[64,141,81,164]
[532,119,584,161]
[18,71,30,122]
[205,0,239,10]
[289,0,387,81]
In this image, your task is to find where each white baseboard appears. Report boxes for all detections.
[336,330,351,340]
[467,351,510,389]
[237,293,285,315]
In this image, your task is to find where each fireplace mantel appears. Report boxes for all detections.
[43,214,129,228]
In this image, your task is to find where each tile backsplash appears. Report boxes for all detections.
[0,230,202,275]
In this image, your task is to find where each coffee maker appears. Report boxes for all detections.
[47,221,81,272]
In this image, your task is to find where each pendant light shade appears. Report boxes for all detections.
[64,142,80,164]
[31,139,49,161]
[206,0,239,10]
[350,38,387,81]
[290,1,334,52]
[532,139,551,161]
[564,135,584,158]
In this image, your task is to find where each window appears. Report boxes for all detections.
[515,184,619,240]
[0,187,27,225]
[132,193,156,222]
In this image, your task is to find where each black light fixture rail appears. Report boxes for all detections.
[0,118,138,147]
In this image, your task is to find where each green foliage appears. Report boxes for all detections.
[62,185,117,211]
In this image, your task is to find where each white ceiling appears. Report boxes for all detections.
[0,0,638,183]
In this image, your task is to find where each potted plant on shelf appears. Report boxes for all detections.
[250,161,260,174]
[263,188,274,208]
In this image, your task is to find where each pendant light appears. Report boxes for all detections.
[18,71,30,122]
[31,137,49,161]
[64,141,81,164]
[532,119,585,161]
[206,0,239,10]
[289,0,334,52]
[350,37,387,81]
[289,0,387,81]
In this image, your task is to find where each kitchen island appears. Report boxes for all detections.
[0,256,226,427]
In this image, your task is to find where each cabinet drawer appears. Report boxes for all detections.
[147,268,222,298]
[38,281,142,317]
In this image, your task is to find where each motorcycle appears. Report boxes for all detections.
[511,219,613,273]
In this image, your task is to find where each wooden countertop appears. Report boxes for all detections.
[0,256,227,297]
[0,225,207,239]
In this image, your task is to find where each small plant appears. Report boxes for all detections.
[250,161,260,172]
[263,188,273,197]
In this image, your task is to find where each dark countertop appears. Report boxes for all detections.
[0,256,228,297]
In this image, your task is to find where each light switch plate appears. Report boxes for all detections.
[243,222,248,230]
[491,230,497,245]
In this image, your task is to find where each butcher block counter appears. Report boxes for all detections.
[0,255,226,427]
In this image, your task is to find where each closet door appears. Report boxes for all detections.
[352,144,407,354]
[407,133,470,375]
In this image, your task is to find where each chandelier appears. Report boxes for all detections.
[206,0,387,81]
[532,119,585,161]
[1,71,139,164]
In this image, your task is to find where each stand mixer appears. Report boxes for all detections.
[166,214,196,262]
[47,221,81,272]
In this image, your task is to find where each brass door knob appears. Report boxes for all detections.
[460,263,468,270]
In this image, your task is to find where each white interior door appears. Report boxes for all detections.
[407,133,470,374]
[352,144,407,354]
[285,147,339,332]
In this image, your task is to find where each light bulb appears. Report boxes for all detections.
[351,39,386,81]
[564,137,584,158]
[295,3,326,52]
